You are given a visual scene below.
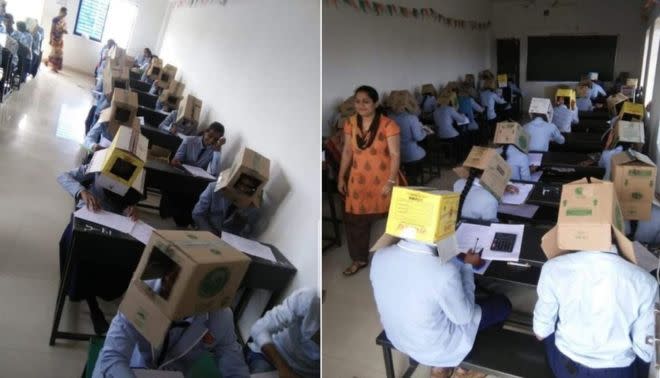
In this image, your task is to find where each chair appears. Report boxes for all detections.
[376,330,419,378]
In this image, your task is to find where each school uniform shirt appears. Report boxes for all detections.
[497,146,531,181]
[523,117,565,152]
[11,30,33,60]
[626,205,660,245]
[533,247,657,368]
[420,95,437,114]
[173,136,222,177]
[433,105,468,139]
[479,90,507,121]
[552,104,579,133]
[458,96,484,131]
[393,112,426,163]
[589,82,607,99]
[598,145,624,180]
[158,110,197,137]
[31,26,44,56]
[94,95,111,118]
[370,240,481,368]
[249,288,320,377]
[92,282,249,378]
[576,97,594,112]
[57,164,133,214]
[135,54,150,68]
[192,182,260,238]
[140,71,154,85]
[453,178,499,221]
[84,121,114,150]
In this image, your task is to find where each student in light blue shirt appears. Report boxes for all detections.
[158,110,198,137]
[523,114,564,152]
[390,90,426,164]
[626,204,660,245]
[552,96,579,133]
[95,39,115,78]
[13,21,33,83]
[135,48,152,69]
[453,175,499,221]
[247,288,320,377]
[140,55,159,84]
[192,182,261,238]
[479,86,507,123]
[497,144,531,181]
[598,145,625,180]
[458,85,484,132]
[30,24,44,77]
[84,117,116,152]
[534,245,657,377]
[433,98,468,139]
[589,81,607,100]
[575,84,594,112]
[419,84,437,122]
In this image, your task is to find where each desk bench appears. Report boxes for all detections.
[129,78,152,93]
[550,133,603,153]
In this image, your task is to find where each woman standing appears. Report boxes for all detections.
[47,7,67,73]
[337,85,400,276]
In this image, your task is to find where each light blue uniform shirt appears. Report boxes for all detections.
[453,178,499,221]
[576,97,594,112]
[32,26,44,56]
[173,136,222,177]
[192,182,260,238]
[458,96,484,131]
[12,30,33,60]
[57,164,131,213]
[533,248,657,368]
[626,205,660,245]
[552,104,579,133]
[497,145,531,181]
[589,82,607,99]
[523,117,565,152]
[158,110,197,137]
[370,240,481,367]
[84,121,114,150]
[393,112,426,163]
[420,95,437,114]
[479,90,506,121]
[92,280,249,378]
[249,288,320,377]
[433,105,468,139]
[598,146,624,180]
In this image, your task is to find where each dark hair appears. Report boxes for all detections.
[458,169,479,216]
[4,13,12,22]
[60,7,68,13]
[207,122,225,136]
[108,39,116,47]
[16,21,25,32]
[353,85,382,149]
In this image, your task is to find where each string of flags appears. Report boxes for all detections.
[326,0,491,30]
[171,0,227,8]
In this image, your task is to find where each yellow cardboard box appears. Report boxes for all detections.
[497,74,508,88]
[555,88,576,110]
[619,101,644,120]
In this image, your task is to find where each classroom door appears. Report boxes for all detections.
[497,39,520,84]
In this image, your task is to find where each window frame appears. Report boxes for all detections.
[73,0,111,43]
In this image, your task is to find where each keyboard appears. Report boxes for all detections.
[490,233,517,253]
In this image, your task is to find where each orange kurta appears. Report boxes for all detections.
[344,115,400,215]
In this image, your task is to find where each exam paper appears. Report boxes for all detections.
[130,221,154,245]
[99,136,112,148]
[481,223,524,262]
[501,183,534,205]
[182,164,216,181]
[633,241,660,273]
[74,207,135,234]
[497,204,539,219]
[222,232,277,263]
[455,223,490,253]
[528,153,543,167]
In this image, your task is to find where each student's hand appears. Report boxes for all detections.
[80,190,101,212]
[505,184,519,194]
[212,137,226,151]
[530,165,539,173]
[463,250,483,267]
[170,159,182,167]
[124,206,138,221]
[337,177,347,195]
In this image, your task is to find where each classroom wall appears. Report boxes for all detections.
[491,0,646,110]
[40,0,169,74]
[322,0,492,135]
[157,0,320,334]
[646,8,660,171]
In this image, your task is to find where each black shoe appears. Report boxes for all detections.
[87,297,109,335]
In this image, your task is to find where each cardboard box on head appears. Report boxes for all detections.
[619,101,644,120]
[109,46,126,68]
[159,80,185,108]
[555,88,576,110]
[421,83,437,97]
[86,121,148,196]
[119,230,250,347]
[576,84,590,98]
[176,95,203,125]
[110,88,138,129]
[588,72,599,81]
[103,65,130,97]
[370,187,460,262]
[124,55,136,68]
[25,18,38,34]
[454,146,512,200]
[529,97,553,123]
[494,122,529,153]
[157,64,178,89]
[611,150,656,220]
[497,74,508,88]
[610,120,645,146]
[626,78,639,87]
[606,93,628,114]
[540,178,636,263]
[216,147,270,208]
[147,58,163,81]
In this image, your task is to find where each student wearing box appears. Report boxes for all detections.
[389,90,426,179]
[479,79,507,138]
[158,109,197,136]
[457,83,484,146]
[523,98,564,152]
[552,90,579,133]
[192,183,261,238]
[433,91,470,161]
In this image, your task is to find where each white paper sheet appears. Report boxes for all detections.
[138,116,145,126]
[481,223,524,262]
[530,171,543,182]
[501,183,534,205]
[133,370,183,378]
[222,232,277,263]
[99,136,112,148]
[130,220,154,245]
[497,203,539,219]
[182,164,216,181]
[455,223,491,253]
[528,152,543,167]
[74,207,136,234]
[633,241,660,273]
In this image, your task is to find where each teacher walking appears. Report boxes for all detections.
[47,7,67,73]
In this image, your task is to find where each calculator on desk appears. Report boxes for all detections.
[490,233,517,253]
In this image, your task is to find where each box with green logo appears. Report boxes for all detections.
[611,150,656,220]
[119,230,250,347]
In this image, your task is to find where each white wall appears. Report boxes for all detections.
[40,0,169,74]
[492,0,646,109]
[158,0,320,331]
[322,0,492,135]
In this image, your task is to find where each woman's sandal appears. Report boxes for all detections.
[342,261,368,276]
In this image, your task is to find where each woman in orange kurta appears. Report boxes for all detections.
[338,85,400,276]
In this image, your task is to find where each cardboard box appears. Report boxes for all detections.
[457,146,512,200]
[124,55,136,68]
[119,230,250,347]
[576,84,590,98]
[540,178,635,263]
[147,58,163,81]
[494,122,529,153]
[159,80,185,108]
[613,120,645,145]
[497,74,508,88]
[611,151,656,220]
[529,97,553,123]
[103,65,130,97]
[555,88,576,110]
[109,88,138,128]
[626,78,639,87]
[421,83,436,96]
[87,123,148,196]
[606,93,628,113]
[176,94,203,125]
[588,72,599,81]
[157,64,178,89]
[619,101,644,120]
[216,147,270,207]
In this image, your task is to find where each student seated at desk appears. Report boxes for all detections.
[92,279,249,378]
[494,122,531,181]
[458,83,484,145]
[135,47,152,71]
[419,84,437,122]
[586,78,607,101]
[523,97,564,152]
[575,83,594,112]
[192,182,262,238]
[600,100,644,180]
[479,79,507,135]
[247,288,320,377]
[389,90,426,165]
[433,91,469,160]
[57,151,143,335]
[13,21,33,84]
[626,203,660,245]
[552,90,579,133]
[158,109,197,136]
[95,39,115,77]
[140,55,159,84]
[84,90,136,152]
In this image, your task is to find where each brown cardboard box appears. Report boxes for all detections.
[176,95,203,125]
[613,120,645,144]
[147,58,163,81]
[540,178,635,263]
[626,78,639,87]
[119,230,251,347]
[457,146,512,200]
[159,80,185,108]
[529,97,553,123]
[103,65,130,97]
[606,93,628,113]
[157,64,178,89]
[494,122,529,152]
[215,147,270,207]
[421,83,436,96]
[110,89,138,128]
[611,151,656,220]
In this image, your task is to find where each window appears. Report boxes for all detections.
[644,18,660,106]
[74,0,138,47]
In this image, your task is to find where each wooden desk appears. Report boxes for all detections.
[144,159,213,195]
[138,106,169,127]
[129,78,151,93]
[133,90,159,109]
[549,132,603,153]
[578,110,610,120]
[141,124,182,154]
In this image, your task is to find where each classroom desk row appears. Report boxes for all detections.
[137,106,182,154]
[549,132,603,153]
